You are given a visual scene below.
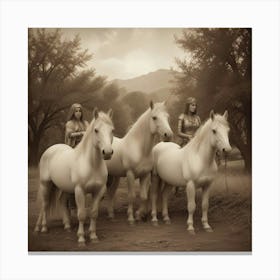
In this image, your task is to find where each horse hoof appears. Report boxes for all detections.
[152,220,159,226]
[204,227,213,233]
[91,237,99,244]
[78,236,86,245]
[65,227,71,233]
[128,220,135,226]
[108,215,115,220]
[34,226,40,233]
[164,219,171,225]
[41,227,48,233]
[135,212,140,221]
[78,241,86,247]
[188,229,196,235]
[135,217,140,222]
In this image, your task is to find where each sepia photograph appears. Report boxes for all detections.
[1,0,280,279]
[28,28,252,252]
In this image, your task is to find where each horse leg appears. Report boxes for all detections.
[135,173,150,222]
[107,176,120,219]
[88,185,107,243]
[74,185,86,245]
[162,184,171,224]
[38,181,52,233]
[126,170,136,225]
[60,192,71,231]
[34,209,42,232]
[186,180,196,235]
[151,174,160,226]
[201,185,213,232]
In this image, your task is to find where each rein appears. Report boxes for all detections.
[224,152,229,194]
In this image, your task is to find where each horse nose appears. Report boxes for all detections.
[163,131,173,141]
[163,133,169,141]
[102,149,113,159]
[222,146,232,154]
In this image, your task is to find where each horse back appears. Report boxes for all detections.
[152,142,186,186]
[39,144,74,186]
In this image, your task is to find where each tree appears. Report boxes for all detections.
[122,91,149,121]
[174,28,252,171]
[83,82,132,137]
[28,28,106,165]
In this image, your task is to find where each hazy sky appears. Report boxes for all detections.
[60,28,187,80]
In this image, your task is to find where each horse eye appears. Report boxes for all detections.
[212,129,216,134]
[94,128,99,133]
[152,116,157,121]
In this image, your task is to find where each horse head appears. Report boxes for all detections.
[209,110,232,154]
[149,101,173,141]
[92,108,114,160]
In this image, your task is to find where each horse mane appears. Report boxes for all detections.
[76,111,113,151]
[124,102,165,139]
[188,114,229,150]
[125,109,150,138]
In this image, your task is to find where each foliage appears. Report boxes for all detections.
[121,91,149,121]
[173,28,252,171]
[83,82,132,137]
[28,28,106,164]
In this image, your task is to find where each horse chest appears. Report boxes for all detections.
[133,156,153,177]
[123,148,153,177]
[193,166,216,187]
[73,163,107,191]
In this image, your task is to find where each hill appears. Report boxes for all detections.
[112,69,177,94]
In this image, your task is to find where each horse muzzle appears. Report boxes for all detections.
[102,149,114,160]
[162,131,173,142]
[222,145,232,154]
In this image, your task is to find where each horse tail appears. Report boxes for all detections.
[37,180,62,219]
[48,183,62,218]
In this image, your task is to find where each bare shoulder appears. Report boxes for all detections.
[65,120,75,129]
[178,113,185,120]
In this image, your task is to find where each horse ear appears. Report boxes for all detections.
[93,107,99,119]
[223,110,228,120]
[210,110,215,121]
[150,100,154,110]
[107,108,113,119]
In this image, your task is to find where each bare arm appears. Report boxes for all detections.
[69,131,84,137]
[65,122,83,146]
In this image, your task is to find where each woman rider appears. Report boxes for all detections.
[178,97,201,146]
[65,103,89,148]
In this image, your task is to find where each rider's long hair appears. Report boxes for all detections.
[184,97,197,115]
[67,103,85,122]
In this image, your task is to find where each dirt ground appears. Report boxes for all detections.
[28,160,251,252]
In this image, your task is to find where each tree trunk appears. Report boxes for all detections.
[234,141,251,173]
[28,135,40,166]
[230,125,252,173]
[242,148,252,173]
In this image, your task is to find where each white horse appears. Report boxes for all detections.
[34,109,114,245]
[151,110,231,234]
[106,101,173,224]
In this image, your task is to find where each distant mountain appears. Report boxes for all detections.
[149,87,171,102]
[112,69,178,94]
